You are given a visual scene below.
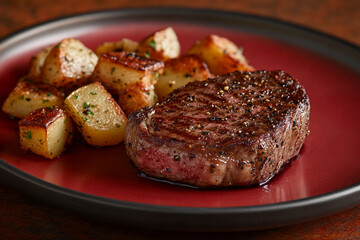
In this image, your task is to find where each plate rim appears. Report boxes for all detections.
[0,7,359,231]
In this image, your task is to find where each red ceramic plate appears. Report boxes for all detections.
[0,8,359,231]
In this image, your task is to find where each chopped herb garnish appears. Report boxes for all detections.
[63,118,67,124]
[115,123,121,128]
[83,102,91,108]
[18,95,25,100]
[149,39,157,49]
[90,91,97,95]
[144,50,150,58]
[42,99,50,103]
[25,131,32,139]
[56,43,61,49]
[47,92,52,97]
[83,102,95,109]
[74,94,79,100]
[81,116,88,122]
[111,67,115,75]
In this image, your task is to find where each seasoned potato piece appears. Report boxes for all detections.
[64,82,127,146]
[2,77,65,118]
[28,45,53,80]
[187,34,254,75]
[95,38,139,55]
[91,52,163,113]
[155,55,212,101]
[118,82,157,115]
[19,107,74,159]
[41,38,98,89]
[137,27,180,61]
[91,52,164,96]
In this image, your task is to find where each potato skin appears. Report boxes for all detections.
[41,38,98,90]
[19,107,74,159]
[155,54,212,101]
[64,82,127,146]
[187,34,254,75]
[2,77,65,118]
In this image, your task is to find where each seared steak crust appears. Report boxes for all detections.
[125,70,310,187]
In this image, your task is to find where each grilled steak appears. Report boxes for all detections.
[125,70,310,187]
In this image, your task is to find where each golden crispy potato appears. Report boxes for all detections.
[64,82,127,146]
[90,52,163,113]
[2,77,65,118]
[28,45,53,80]
[118,82,157,115]
[91,51,163,95]
[155,54,212,101]
[137,27,180,61]
[19,107,74,159]
[95,38,139,55]
[41,38,98,89]
[187,34,254,75]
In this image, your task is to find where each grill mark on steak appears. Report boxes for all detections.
[126,70,310,187]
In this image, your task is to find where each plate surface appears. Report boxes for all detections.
[0,8,359,231]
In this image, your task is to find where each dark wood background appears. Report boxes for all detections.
[0,0,359,239]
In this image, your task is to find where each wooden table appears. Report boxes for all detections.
[0,0,359,239]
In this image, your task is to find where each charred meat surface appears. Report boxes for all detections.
[125,70,310,187]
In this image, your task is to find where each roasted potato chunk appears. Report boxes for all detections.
[41,38,98,89]
[2,77,65,118]
[90,52,163,113]
[118,82,157,115]
[91,52,164,95]
[64,82,127,146]
[19,107,74,159]
[95,38,139,55]
[187,34,254,75]
[28,45,53,80]
[155,55,212,101]
[137,27,180,61]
